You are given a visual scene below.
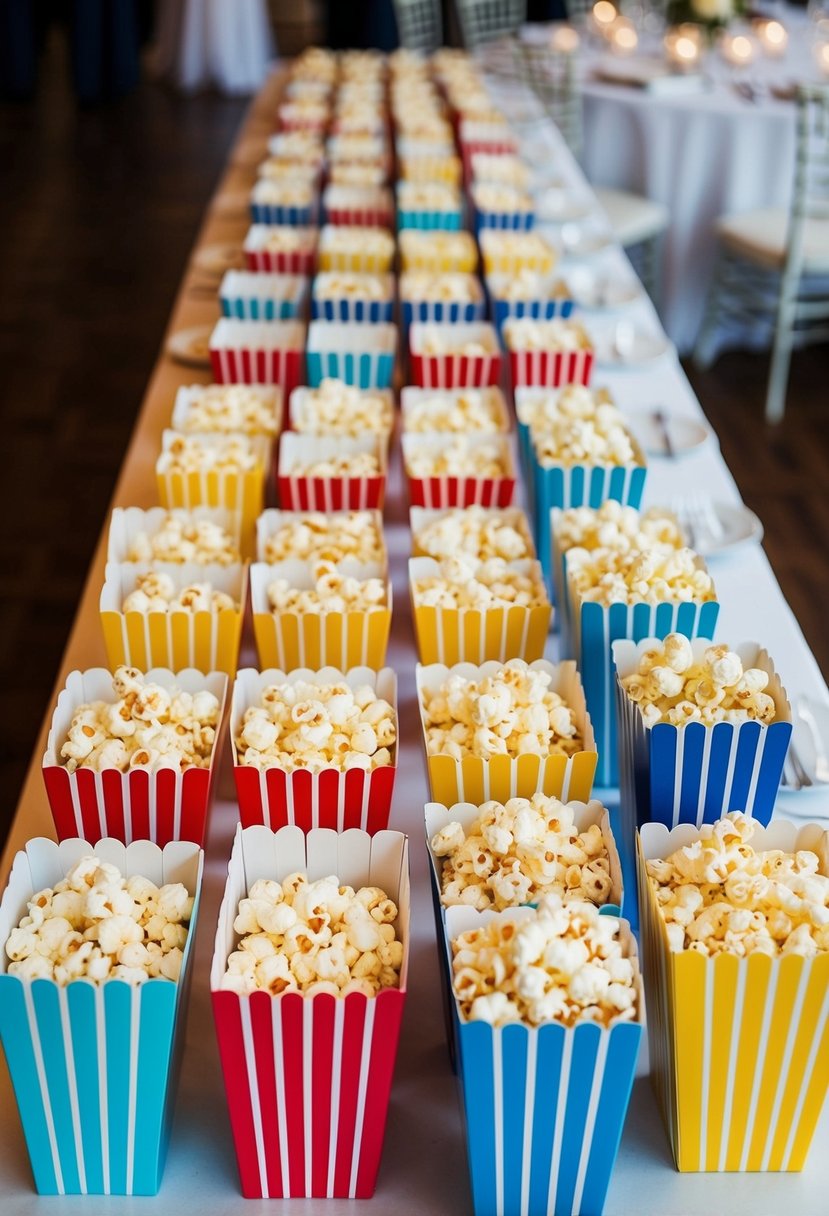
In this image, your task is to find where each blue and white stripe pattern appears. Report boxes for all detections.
[312,297,394,323]
[397,208,463,231]
[492,296,575,333]
[474,208,535,232]
[250,202,315,226]
[306,349,395,390]
[219,272,308,321]
[402,298,486,329]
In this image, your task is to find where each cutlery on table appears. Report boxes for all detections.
[796,701,829,784]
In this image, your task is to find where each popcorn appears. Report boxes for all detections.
[554,501,684,559]
[319,225,394,258]
[287,450,382,478]
[266,563,388,615]
[397,182,461,211]
[59,666,220,774]
[329,161,387,187]
[433,794,614,911]
[220,873,403,995]
[413,556,547,610]
[177,385,280,436]
[261,510,384,565]
[399,229,478,271]
[292,380,393,437]
[504,318,591,354]
[472,183,533,213]
[470,153,531,189]
[4,855,193,984]
[421,659,582,760]
[405,437,508,479]
[157,433,261,474]
[252,180,315,206]
[267,131,324,161]
[121,571,238,614]
[527,389,638,467]
[568,547,716,607]
[621,635,777,727]
[414,507,533,561]
[400,272,480,304]
[125,512,241,566]
[417,326,497,357]
[398,154,462,186]
[258,157,320,184]
[646,812,829,956]
[491,270,570,302]
[479,230,556,273]
[235,676,396,773]
[451,895,638,1027]
[259,226,319,253]
[403,388,505,434]
[313,273,389,301]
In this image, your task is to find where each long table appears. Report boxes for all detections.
[1,63,828,1216]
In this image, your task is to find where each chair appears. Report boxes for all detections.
[392,0,443,52]
[694,85,829,423]
[455,0,527,50]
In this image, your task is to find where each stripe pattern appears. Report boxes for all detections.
[412,602,551,665]
[252,606,391,672]
[493,296,575,331]
[209,345,304,394]
[410,350,502,389]
[324,205,394,228]
[407,472,515,510]
[233,763,396,834]
[397,207,463,231]
[474,208,535,231]
[509,349,594,391]
[250,202,316,226]
[426,750,597,809]
[276,471,385,512]
[306,349,395,390]
[100,604,244,678]
[311,298,394,323]
[245,249,317,275]
[402,298,485,328]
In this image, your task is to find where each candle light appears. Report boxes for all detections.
[610,17,639,55]
[551,24,580,54]
[816,40,829,74]
[592,1,618,37]
[665,23,703,70]
[756,18,788,57]
[720,32,756,68]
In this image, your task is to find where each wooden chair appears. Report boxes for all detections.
[455,0,527,49]
[392,0,443,52]
[694,85,829,423]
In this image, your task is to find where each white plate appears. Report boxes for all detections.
[592,327,672,367]
[167,325,214,369]
[627,411,712,457]
[192,243,244,278]
[675,500,764,558]
[781,699,829,803]
[535,188,594,225]
[567,269,642,311]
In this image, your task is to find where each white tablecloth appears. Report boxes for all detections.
[579,8,820,352]
[153,0,274,95]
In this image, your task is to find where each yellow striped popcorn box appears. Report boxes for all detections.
[638,819,829,1173]
[257,507,387,569]
[399,229,479,274]
[479,229,557,278]
[317,224,395,274]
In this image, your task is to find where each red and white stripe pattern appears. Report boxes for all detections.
[245,249,316,275]
[325,206,394,229]
[276,473,385,511]
[210,346,303,394]
[233,765,396,834]
[407,473,515,509]
[509,348,594,389]
[410,351,501,389]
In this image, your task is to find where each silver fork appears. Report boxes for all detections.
[674,493,722,552]
[796,702,829,783]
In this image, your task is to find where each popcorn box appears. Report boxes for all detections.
[458,120,518,157]
[410,505,536,560]
[614,639,793,839]
[209,319,306,396]
[171,383,283,440]
[445,903,644,1216]
[311,272,395,323]
[231,666,397,833]
[211,825,409,1198]
[107,506,243,565]
[99,562,246,677]
[399,230,479,274]
[395,184,463,232]
[401,385,510,435]
[289,386,395,450]
[155,430,269,554]
[322,185,394,229]
[250,560,392,671]
[487,274,576,331]
[278,433,387,511]
[637,819,829,1173]
[43,668,228,846]
[266,135,326,164]
[410,556,552,665]
[306,320,397,390]
[409,322,502,389]
[243,224,319,275]
[472,191,535,234]
[277,101,329,132]
[402,433,516,510]
[416,660,598,806]
[0,836,203,1195]
[317,225,395,274]
[220,271,309,321]
[479,231,556,278]
[401,276,486,329]
[249,185,319,227]
[508,344,594,392]
[397,151,463,188]
[257,507,387,567]
[571,588,720,790]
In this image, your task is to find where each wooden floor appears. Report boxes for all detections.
[2,38,828,840]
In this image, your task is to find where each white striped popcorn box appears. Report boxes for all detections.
[400,275,486,329]
[322,184,394,228]
[637,819,829,1173]
[311,272,395,323]
[219,270,309,321]
[317,224,395,274]
[479,230,557,278]
[289,386,395,451]
[402,433,516,510]
[155,430,268,556]
[416,659,598,806]
[409,321,502,389]
[410,505,535,561]
[256,507,387,568]
[444,904,644,1216]
[249,181,319,227]
[43,667,228,846]
[0,836,204,1195]
[99,561,246,677]
[278,433,387,511]
[250,559,392,671]
[409,555,552,665]
[210,824,409,1198]
[306,320,397,390]
[209,318,305,396]
[231,666,397,833]
[243,224,319,274]
[171,382,283,440]
[571,584,720,791]
[487,274,576,332]
[107,506,243,565]
[614,638,792,841]
[399,229,478,274]
[401,385,510,435]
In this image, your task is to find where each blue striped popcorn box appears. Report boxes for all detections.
[571,590,721,791]
[107,506,243,565]
[0,836,203,1195]
[487,274,576,334]
[311,272,395,323]
[400,272,486,329]
[614,639,792,840]
[306,321,397,389]
[219,271,309,321]
[444,904,644,1216]
[171,383,283,441]
[471,183,535,233]
[249,180,319,227]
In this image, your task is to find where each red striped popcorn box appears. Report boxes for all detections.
[504,319,595,389]
[289,386,395,453]
[400,385,510,435]
[278,433,387,511]
[99,561,247,677]
[107,506,243,565]
[210,825,409,1198]
[231,666,397,832]
[409,321,502,389]
[402,433,516,509]
[209,319,305,395]
[322,185,394,229]
[42,668,228,846]
[250,559,392,671]
[171,383,283,441]
[243,224,319,274]
[410,505,536,560]
[0,837,204,1195]
[256,507,387,568]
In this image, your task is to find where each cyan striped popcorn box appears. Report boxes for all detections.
[311,272,395,323]
[306,321,396,389]
[572,592,720,790]
[397,206,463,231]
[0,836,203,1195]
[614,638,792,842]
[219,271,309,321]
[445,905,644,1216]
